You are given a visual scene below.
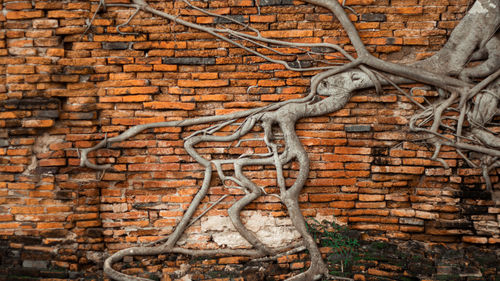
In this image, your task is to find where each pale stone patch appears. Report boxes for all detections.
[22,132,64,176]
[473,221,499,236]
[200,212,302,248]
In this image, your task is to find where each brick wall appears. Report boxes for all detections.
[0,0,498,280]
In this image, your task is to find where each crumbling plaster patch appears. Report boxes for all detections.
[196,212,338,248]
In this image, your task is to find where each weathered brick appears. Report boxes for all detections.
[33,19,58,29]
[361,13,387,22]
[178,79,229,88]
[6,10,43,20]
[11,206,44,214]
[162,57,216,65]
[462,236,488,244]
[7,65,35,74]
[22,119,54,128]
[143,101,195,110]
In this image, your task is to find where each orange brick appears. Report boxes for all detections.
[143,101,195,110]
[0,223,21,229]
[0,112,17,119]
[218,257,247,264]
[250,15,276,22]
[5,2,33,10]
[395,7,423,14]
[37,222,64,229]
[334,147,371,155]
[128,163,180,171]
[359,194,384,201]
[122,95,152,102]
[38,158,66,166]
[6,10,43,20]
[76,220,101,228]
[261,30,313,38]
[329,201,356,209]
[7,65,35,74]
[462,236,488,244]
[153,64,178,72]
[404,37,429,45]
[178,79,229,88]
[11,206,44,214]
[22,119,54,128]
[0,165,24,173]
[8,183,35,190]
[47,10,88,18]
[0,215,14,222]
[123,64,152,72]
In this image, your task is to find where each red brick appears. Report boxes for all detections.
[395,7,423,14]
[404,37,429,45]
[0,223,21,229]
[143,101,195,110]
[0,215,14,222]
[178,80,229,88]
[0,165,24,173]
[391,209,416,217]
[359,194,384,201]
[22,119,54,128]
[47,10,88,18]
[128,163,180,172]
[334,147,371,155]
[0,112,17,119]
[153,64,178,72]
[11,206,44,214]
[8,183,35,190]
[7,65,35,74]
[36,222,65,229]
[309,193,358,202]
[462,236,488,244]
[261,30,313,38]
[5,2,33,10]
[38,158,66,166]
[218,257,248,264]
[250,15,276,22]
[6,10,43,20]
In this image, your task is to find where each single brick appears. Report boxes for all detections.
[102,42,130,50]
[144,101,195,111]
[259,0,294,5]
[23,260,49,269]
[399,217,424,226]
[6,10,43,20]
[162,57,216,65]
[361,13,386,22]
[178,79,229,88]
[345,124,371,132]
[22,119,54,128]
[215,15,247,24]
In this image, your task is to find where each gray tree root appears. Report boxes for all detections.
[79,0,500,280]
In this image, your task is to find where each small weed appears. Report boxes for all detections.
[306,217,359,277]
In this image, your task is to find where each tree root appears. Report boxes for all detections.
[80,0,500,280]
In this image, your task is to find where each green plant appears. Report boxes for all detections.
[306,218,359,277]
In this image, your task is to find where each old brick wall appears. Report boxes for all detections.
[0,0,498,280]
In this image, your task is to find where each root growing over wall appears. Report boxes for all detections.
[79,0,500,280]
